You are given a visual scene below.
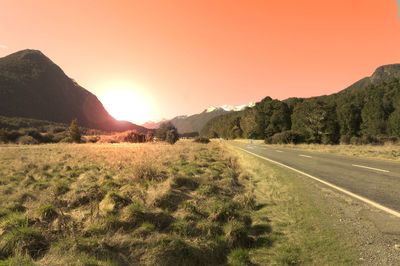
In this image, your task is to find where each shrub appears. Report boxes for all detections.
[266,130,304,144]
[193,137,210,144]
[339,134,351,145]
[350,136,361,145]
[166,129,179,144]
[156,122,179,144]
[67,119,81,143]
[16,135,39,145]
[87,135,100,143]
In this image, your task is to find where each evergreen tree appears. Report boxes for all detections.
[389,109,400,137]
[68,119,81,143]
[156,122,179,144]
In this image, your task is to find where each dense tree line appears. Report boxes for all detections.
[201,79,400,144]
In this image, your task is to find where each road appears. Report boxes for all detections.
[229,141,400,217]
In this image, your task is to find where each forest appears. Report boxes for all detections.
[201,78,400,145]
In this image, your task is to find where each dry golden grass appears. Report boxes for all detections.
[0,140,267,265]
[268,143,400,161]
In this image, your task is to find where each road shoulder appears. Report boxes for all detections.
[228,143,400,265]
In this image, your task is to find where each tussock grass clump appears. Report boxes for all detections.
[35,204,58,222]
[227,248,251,266]
[197,183,220,196]
[153,190,187,212]
[208,201,238,223]
[0,225,48,259]
[224,221,253,248]
[54,182,70,195]
[143,235,207,266]
[170,176,198,190]
[172,220,199,237]
[133,162,167,182]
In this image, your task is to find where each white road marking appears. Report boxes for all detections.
[352,164,390,173]
[299,154,312,158]
[237,147,400,219]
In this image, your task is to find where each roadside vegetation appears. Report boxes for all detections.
[268,142,400,162]
[0,141,270,265]
[226,144,359,265]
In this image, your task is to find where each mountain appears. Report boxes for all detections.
[141,119,168,129]
[0,49,148,133]
[342,64,400,92]
[142,103,255,134]
[205,103,255,113]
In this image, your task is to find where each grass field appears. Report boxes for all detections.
[0,140,362,265]
[234,139,400,162]
[268,143,400,162]
[0,141,271,265]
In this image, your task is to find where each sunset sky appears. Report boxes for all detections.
[1,0,400,124]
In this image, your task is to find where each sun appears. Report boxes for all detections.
[100,89,150,124]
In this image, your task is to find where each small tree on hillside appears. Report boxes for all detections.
[156,122,179,144]
[68,119,82,143]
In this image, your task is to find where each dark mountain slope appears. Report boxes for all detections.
[0,49,147,133]
[341,64,400,92]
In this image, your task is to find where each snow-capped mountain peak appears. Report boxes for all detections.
[205,102,255,113]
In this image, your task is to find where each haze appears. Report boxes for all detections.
[1,0,399,124]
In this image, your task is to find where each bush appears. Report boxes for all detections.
[266,131,304,144]
[350,136,361,145]
[194,137,210,144]
[339,135,351,145]
[16,135,39,145]
[156,122,179,144]
[67,119,81,143]
[87,135,100,143]
[166,129,179,144]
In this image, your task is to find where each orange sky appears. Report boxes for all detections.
[1,0,400,124]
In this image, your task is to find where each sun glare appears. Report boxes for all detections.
[100,89,150,124]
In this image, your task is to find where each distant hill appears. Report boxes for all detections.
[142,103,254,134]
[141,119,168,129]
[341,64,400,92]
[0,49,148,133]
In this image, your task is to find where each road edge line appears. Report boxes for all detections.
[236,146,400,218]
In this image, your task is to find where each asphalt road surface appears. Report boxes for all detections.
[229,141,400,217]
